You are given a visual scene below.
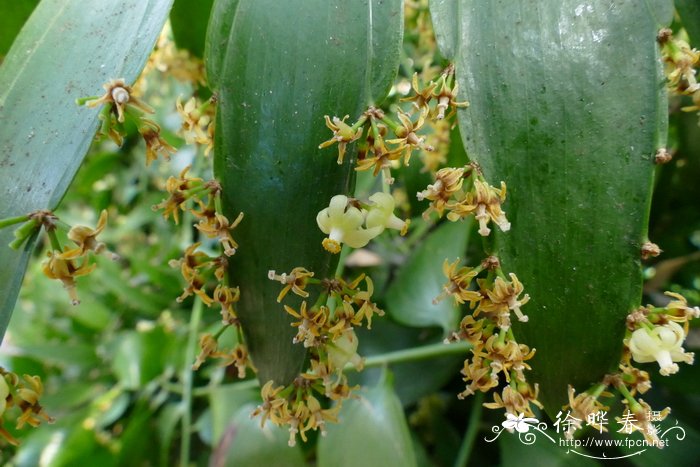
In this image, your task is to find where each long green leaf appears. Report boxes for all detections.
[170,0,215,58]
[385,220,469,331]
[0,0,39,60]
[317,372,418,467]
[432,0,672,411]
[210,0,403,385]
[0,0,173,341]
[676,0,700,44]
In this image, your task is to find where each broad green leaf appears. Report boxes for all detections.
[355,319,465,406]
[318,371,417,467]
[213,403,306,467]
[499,428,598,467]
[432,0,673,411]
[14,411,119,467]
[203,0,240,91]
[676,1,700,50]
[0,0,174,342]
[385,220,470,331]
[208,383,258,442]
[210,0,403,385]
[170,0,215,58]
[110,327,180,389]
[612,418,700,466]
[0,0,39,60]
[428,0,458,60]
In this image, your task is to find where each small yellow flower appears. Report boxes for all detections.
[285,302,329,348]
[176,96,212,145]
[432,71,469,120]
[483,385,534,417]
[319,115,363,164]
[196,212,244,256]
[268,267,315,302]
[447,179,510,236]
[400,73,438,114]
[458,357,499,398]
[564,385,610,433]
[84,78,153,123]
[213,284,240,325]
[192,333,219,370]
[478,273,530,327]
[218,344,255,378]
[42,251,96,305]
[386,109,433,165]
[434,259,481,306]
[619,364,651,395]
[316,195,382,253]
[60,210,117,260]
[153,166,204,224]
[140,121,177,166]
[304,395,340,437]
[618,399,670,444]
[347,276,384,329]
[175,271,214,307]
[287,402,311,446]
[663,291,700,325]
[252,381,289,428]
[354,137,401,181]
[14,374,54,429]
[417,167,465,218]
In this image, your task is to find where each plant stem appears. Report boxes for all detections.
[164,377,259,397]
[454,392,484,467]
[180,298,203,467]
[0,215,29,229]
[348,341,471,371]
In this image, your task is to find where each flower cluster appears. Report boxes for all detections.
[558,291,698,444]
[156,166,254,376]
[253,268,384,446]
[319,65,466,184]
[176,95,216,155]
[625,292,697,376]
[2,209,117,305]
[658,28,700,116]
[0,368,53,446]
[140,25,207,88]
[79,79,176,165]
[316,192,409,253]
[658,28,700,95]
[403,64,468,120]
[439,257,540,416]
[418,164,511,236]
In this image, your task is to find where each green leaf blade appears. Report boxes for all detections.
[318,373,418,467]
[0,0,39,60]
[676,0,700,44]
[170,0,215,58]
[211,0,403,386]
[385,220,470,331]
[436,0,672,411]
[0,0,174,341]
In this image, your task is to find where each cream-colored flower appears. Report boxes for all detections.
[365,192,409,235]
[628,322,694,376]
[316,195,382,253]
[327,329,363,370]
